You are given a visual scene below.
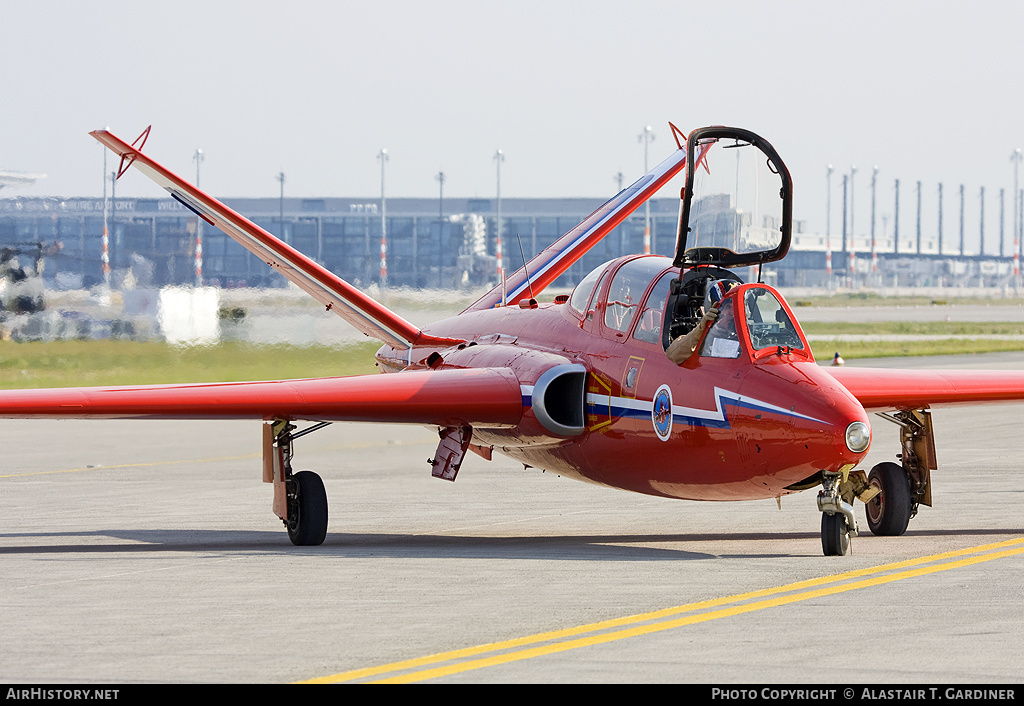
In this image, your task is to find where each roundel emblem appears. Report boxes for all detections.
[652,384,673,441]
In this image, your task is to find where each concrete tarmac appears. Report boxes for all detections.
[2,354,1024,683]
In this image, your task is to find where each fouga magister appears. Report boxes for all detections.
[4,124,1024,556]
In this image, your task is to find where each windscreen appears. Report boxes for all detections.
[568,261,609,313]
[742,286,805,352]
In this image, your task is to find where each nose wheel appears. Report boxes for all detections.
[821,512,851,556]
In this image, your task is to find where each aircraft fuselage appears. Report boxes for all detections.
[377,256,870,502]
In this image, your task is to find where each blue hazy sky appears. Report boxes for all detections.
[3,0,1024,248]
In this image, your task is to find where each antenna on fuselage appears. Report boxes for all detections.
[515,231,536,301]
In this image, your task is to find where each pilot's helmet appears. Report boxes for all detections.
[707,280,739,305]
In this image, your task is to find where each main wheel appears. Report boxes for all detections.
[864,462,913,536]
[821,512,851,556]
[287,470,329,546]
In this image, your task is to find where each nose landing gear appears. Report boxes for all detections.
[817,469,863,556]
[816,467,878,556]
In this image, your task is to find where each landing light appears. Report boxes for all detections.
[845,421,871,453]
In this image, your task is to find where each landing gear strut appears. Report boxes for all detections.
[264,420,331,546]
[817,469,860,556]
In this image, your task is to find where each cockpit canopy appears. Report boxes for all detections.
[674,127,793,270]
[567,255,810,362]
[562,126,799,364]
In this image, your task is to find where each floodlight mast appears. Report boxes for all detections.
[826,164,833,281]
[194,148,204,286]
[494,149,505,290]
[639,125,654,254]
[102,139,110,289]
[378,149,388,287]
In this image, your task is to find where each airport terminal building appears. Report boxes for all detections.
[0,194,1018,293]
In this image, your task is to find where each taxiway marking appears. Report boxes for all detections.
[305,536,1024,683]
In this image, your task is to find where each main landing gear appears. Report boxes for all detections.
[264,420,331,546]
[864,461,914,536]
[816,408,934,556]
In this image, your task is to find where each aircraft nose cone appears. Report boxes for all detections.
[820,401,872,471]
[786,371,872,474]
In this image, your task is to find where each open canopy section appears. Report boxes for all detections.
[674,127,792,270]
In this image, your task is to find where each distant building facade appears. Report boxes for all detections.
[0,195,682,291]
[0,195,1019,291]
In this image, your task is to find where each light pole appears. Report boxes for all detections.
[980,186,986,258]
[494,149,505,288]
[921,180,929,255]
[849,165,857,251]
[871,166,878,273]
[194,149,203,187]
[435,170,445,222]
[276,172,285,243]
[1000,187,1005,257]
[377,149,388,287]
[193,148,204,286]
[959,184,965,257]
[1012,148,1022,272]
[107,169,115,289]
[616,171,626,255]
[1012,149,1022,242]
[101,140,110,289]
[826,164,833,281]
[639,126,654,253]
[848,166,857,286]
[894,179,900,254]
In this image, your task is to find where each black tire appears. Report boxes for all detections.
[864,462,913,536]
[287,471,329,546]
[821,512,851,556]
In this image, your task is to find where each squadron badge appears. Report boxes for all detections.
[652,384,673,441]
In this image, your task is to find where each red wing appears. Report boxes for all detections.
[0,368,522,428]
[826,367,1024,412]
[90,129,462,354]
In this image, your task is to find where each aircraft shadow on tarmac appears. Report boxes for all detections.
[1,526,1021,560]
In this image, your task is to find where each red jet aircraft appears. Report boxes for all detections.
[4,124,1024,556]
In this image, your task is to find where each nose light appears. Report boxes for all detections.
[845,421,871,453]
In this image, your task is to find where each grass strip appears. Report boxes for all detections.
[0,340,381,389]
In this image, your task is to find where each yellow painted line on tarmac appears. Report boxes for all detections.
[305,536,1024,684]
